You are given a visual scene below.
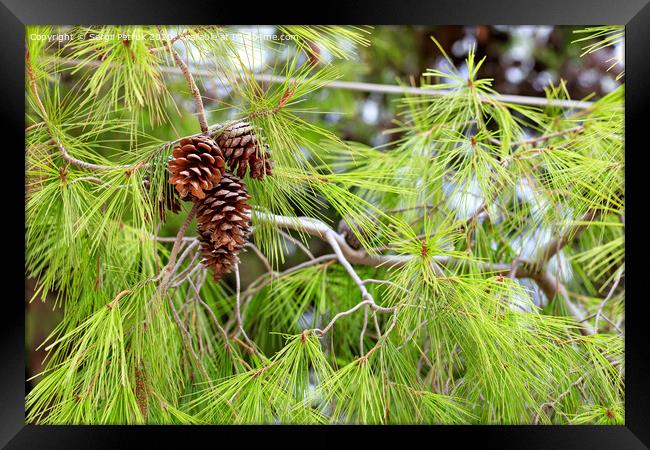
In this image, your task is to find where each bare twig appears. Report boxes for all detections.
[170,239,200,275]
[362,278,410,294]
[511,125,586,148]
[594,266,624,333]
[313,297,396,337]
[372,312,382,339]
[159,204,198,288]
[245,242,273,273]
[258,212,411,269]
[234,264,260,356]
[597,313,623,334]
[325,230,374,303]
[254,210,596,332]
[229,254,337,321]
[166,293,211,383]
[313,299,375,336]
[49,56,595,110]
[156,236,196,243]
[533,376,585,424]
[360,305,369,355]
[166,206,198,268]
[106,289,131,310]
[56,139,131,171]
[171,251,202,287]
[187,277,231,348]
[359,312,399,360]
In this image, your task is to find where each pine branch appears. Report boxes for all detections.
[511,125,587,148]
[48,56,595,110]
[325,230,375,304]
[26,46,130,172]
[25,47,48,120]
[169,47,209,134]
[313,298,394,337]
[159,204,198,288]
[593,266,624,333]
[536,209,600,265]
[533,375,585,424]
[167,292,211,383]
[150,205,596,334]
[254,211,595,332]
[256,212,412,268]
[106,289,131,310]
[26,29,623,425]
[234,264,262,356]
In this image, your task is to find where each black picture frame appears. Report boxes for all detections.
[3,1,648,447]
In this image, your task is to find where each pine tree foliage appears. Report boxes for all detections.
[25,26,624,425]
[572,26,624,80]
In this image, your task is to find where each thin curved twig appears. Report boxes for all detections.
[48,56,595,110]
[594,266,624,333]
[234,264,261,356]
[168,46,209,134]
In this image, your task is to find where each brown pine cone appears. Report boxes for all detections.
[216,122,273,180]
[337,219,362,250]
[167,136,226,201]
[198,231,241,281]
[196,173,252,281]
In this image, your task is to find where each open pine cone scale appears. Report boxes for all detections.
[196,173,252,280]
[168,136,226,200]
[217,122,273,180]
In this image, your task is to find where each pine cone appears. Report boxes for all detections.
[216,122,273,180]
[198,232,241,281]
[337,219,362,250]
[196,174,252,280]
[167,136,226,201]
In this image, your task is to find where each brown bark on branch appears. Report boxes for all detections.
[169,48,209,134]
